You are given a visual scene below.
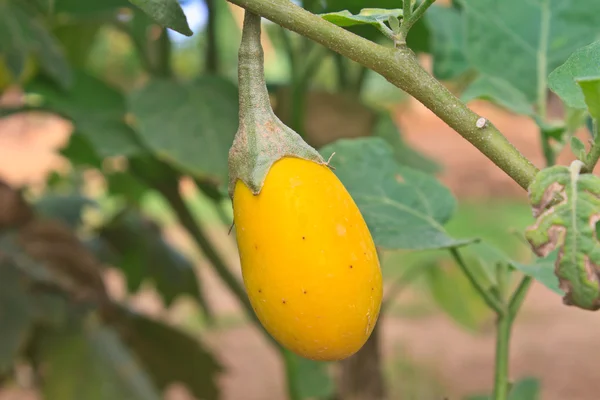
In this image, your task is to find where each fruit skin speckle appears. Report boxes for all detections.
[233,156,383,361]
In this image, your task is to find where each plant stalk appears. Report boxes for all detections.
[493,310,511,400]
[450,248,504,315]
[205,0,219,74]
[237,11,272,125]
[508,275,533,325]
[282,349,301,400]
[399,0,436,42]
[225,0,538,191]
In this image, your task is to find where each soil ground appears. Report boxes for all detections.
[1,86,599,400]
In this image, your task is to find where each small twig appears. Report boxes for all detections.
[507,275,533,324]
[205,0,219,74]
[398,0,436,43]
[450,248,505,315]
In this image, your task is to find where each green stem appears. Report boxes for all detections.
[205,0,219,74]
[353,65,369,95]
[399,0,436,42]
[280,26,297,75]
[403,0,413,21]
[536,0,554,168]
[536,0,550,121]
[153,27,172,77]
[450,248,504,315]
[585,119,600,172]
[282,349,301,400]
[334,52,348,90]
[508,275,533,324]
[541,132,556,167]
[493,311,511,400]
[490,274,534,399]
[297,44,327,87]
[237,11,271,124]
[225,0,538,191]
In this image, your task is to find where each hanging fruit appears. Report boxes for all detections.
[228,11,382,362]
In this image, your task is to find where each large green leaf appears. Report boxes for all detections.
[320,137,474,250]
[100,208,204,306]
[128,77,239,185]
[459,0,600,105]
[54,0,128,15]
[53,22,102,68]
[128,0,193,36]
[461,75,535,116]
[0,259,35,373]
[27,71,144,157]
[525,161,600,310]
[548,41,600,110]
[426,258,492,331]
[578,76,600,121]
[41,321,162,400]
[373,113,441,174]
[60,133,103,169]
[426,4,469,80]
[124,313,222,400]
[0,0,72,87]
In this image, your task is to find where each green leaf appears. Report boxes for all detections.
[426,4,469,80]
[41,320,162,400]
[373,113,441,174]
[570,136,587,161]
[320,137,475,250]
[536,119,566,141]
[548,41,600,110]
[0,0,72,87]
[464,377,539,400]
[525,161,600,310]
[508,377,540,400]
[388,15,400,34]
[100,208,205,307]
[459,0,600,104]
[34,194,98,229]
[27,71,144,157]
[426,258,493,331]
[0,259,35,373]
[106,172,150,205]
[52,22,102,68]
[287,353,334,399]
[321,8,403,28]
[128,0,193,36]
[461,75,535,116]
[123,312,222,400]
[60,133,103,169]
[128,77,239,185]
[512,251,563,296]
[577,76,600,121]
[54,0,129,15]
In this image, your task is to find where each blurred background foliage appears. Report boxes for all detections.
[0,0,598,399]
